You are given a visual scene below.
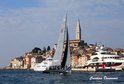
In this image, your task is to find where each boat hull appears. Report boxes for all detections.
[43,69,71,74]
[95,68,115,72]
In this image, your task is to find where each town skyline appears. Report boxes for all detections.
[0,0,124,67]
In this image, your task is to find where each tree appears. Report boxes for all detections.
[78,40,84,46]
[78,40,88,49]
[43,47,46,53]
[47,46,51,51]
[31,47,41,53]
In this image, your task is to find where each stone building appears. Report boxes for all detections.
[10,56,24,69]
[24,52,45,69]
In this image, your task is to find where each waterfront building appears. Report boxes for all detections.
[23,52,32,69]
[24,52,46,69]
[10,57,24,69]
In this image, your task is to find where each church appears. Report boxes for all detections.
[69,19,85,48]
[70,19,88,67]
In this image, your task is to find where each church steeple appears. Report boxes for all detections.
[76,19,81,40]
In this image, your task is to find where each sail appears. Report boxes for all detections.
[65,28,71,69]
[61,27,71,69]
[52,16,67,66]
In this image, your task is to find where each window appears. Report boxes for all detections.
[44,62,48,64]
[92,52,97,55]
[92,57,99,62]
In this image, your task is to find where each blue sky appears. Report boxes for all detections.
[0,0,41,9]
[0,0,124,67]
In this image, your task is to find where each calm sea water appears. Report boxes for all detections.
[0,70,124,84]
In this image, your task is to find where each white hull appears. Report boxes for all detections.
[33,57,53,71]
[86,49,124,71]
[34,63,47,71]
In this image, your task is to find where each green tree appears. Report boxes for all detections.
[47,46,51,51]
[31,47,41,53]
[43,47,46,53]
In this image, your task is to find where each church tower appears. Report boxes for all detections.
[76,19,81,40]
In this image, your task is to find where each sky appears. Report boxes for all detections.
[0,0,124,67]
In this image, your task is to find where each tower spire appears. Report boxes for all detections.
[76,19,81,40]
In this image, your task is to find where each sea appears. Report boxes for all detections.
[0,70,124,84]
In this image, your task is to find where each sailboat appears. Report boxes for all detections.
[43,16,71,74]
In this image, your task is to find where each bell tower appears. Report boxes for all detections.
[76,19,81,40]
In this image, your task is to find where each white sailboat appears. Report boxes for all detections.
[43,16,71,74]
[34,16,71,74]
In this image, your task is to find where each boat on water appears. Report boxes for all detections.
[34,16,71,74]
[33,57,53,71]
[86,45,124,72]
[43,16,71,74]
